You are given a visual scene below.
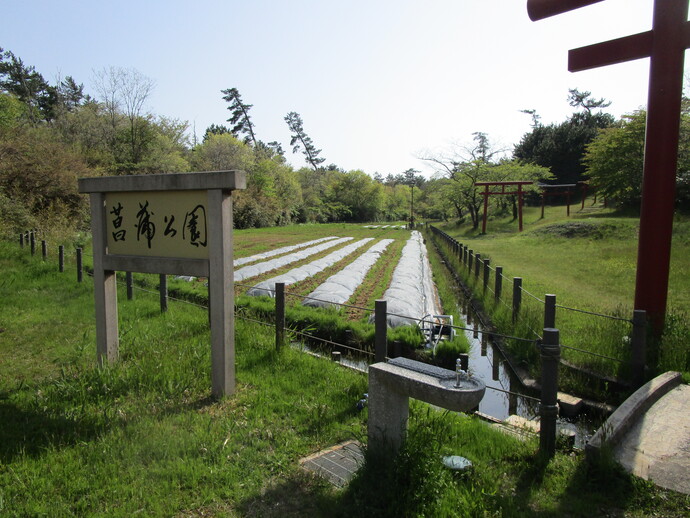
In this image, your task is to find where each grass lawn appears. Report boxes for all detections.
[434,203,690,384]
[1,240,689,516]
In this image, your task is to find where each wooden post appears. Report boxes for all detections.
[207,188,236,398]
[631,309,647,388]
[474,253,481,279]
[41,240,47,260]
[375,299,387,363]
[495,266,503,302]
[566,190,571,216]
[540,328,560,458]
[30,231,35,256]
[468,250,474,272]
[19,233,24,248]
[159,274,168,312]
[541,192,546,219]
[544,294,557,329]
[483,258,491,290]
[481,184,489,234]
[59,245,64,272]
[512,277,522,322]
[89,192,119,365]
[126,272,133,300]
[276,282,285,351]
[76,247,83,283]
[518,184,525,232]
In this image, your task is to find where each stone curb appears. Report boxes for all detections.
[585,371,682,460]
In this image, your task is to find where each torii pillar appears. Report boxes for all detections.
[528,0,690,334]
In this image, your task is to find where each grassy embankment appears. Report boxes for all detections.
[1,240,689,516]
[434,202,690,392]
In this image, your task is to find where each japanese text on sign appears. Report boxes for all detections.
[105,190,209,259]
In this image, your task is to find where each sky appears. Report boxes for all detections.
[3,0,684,176]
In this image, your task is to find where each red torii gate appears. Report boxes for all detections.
[475,181,533,233]
[528,0,690,333]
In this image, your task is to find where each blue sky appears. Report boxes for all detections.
[3,0,680,176]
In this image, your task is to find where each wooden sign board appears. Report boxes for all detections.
[79,170,246,397]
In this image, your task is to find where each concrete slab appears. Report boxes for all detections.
[613,384,690,495]
[300,441,364,488]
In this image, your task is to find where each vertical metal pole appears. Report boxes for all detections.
[41,240,47,260]
[495,266,503,302]
[544,294,557,329]
[276,282,285,351]
[631,309,647,388]
[540,328,560,458]
[483,258,490,290]
[126,271,133,300]
[633,0,689,335]
[375,299,387,363]
[58,245,64,272]
[512,277,522,322]
[159,274,168,313]
[76,247,83,283]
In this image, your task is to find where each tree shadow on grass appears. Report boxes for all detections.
[0,396,110,463]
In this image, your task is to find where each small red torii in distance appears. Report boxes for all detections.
[475,181,533,233]
[528,0,690,334]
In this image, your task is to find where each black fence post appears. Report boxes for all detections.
[540,327,560,458]
[19,233,24,248]
[375,299,387,363]
[512,277,522,322]
[159,274,168,313]
[126,272,134,300]
[544,294,556,329]
[483,258,490,290]
[58,245,64,272]
[631,309,647,388]
[495,266,503,302]
[41,240,47,260]
[276,282,285,351]
[76,247,83,283]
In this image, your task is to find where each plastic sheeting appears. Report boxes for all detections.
[373,230,442,328]
[234,237,353,282]
[233,236,338,267]
[302,239,394,308]
[246,238,374,297]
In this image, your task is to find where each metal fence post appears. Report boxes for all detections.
[544,294,556,329]
[276,282,285,351]
[540,327,560,458]
[631,309,647,388]
[59,245,64,272]
[375,299,387,363]
[76,247,83,283]
[495,266,503,302]
[41,240,47,260]
[512,277,522,322]
[126,272,134,300]
[483,258,490,290]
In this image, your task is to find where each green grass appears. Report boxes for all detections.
[1,240,689,516]
[434,203,690,390]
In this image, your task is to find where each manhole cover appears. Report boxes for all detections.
[300,441,364,488]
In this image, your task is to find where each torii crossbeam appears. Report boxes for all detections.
[528,0,690,333]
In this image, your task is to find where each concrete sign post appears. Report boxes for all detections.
[79,170,246,398]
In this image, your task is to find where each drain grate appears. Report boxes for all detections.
[300,441,364,488]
